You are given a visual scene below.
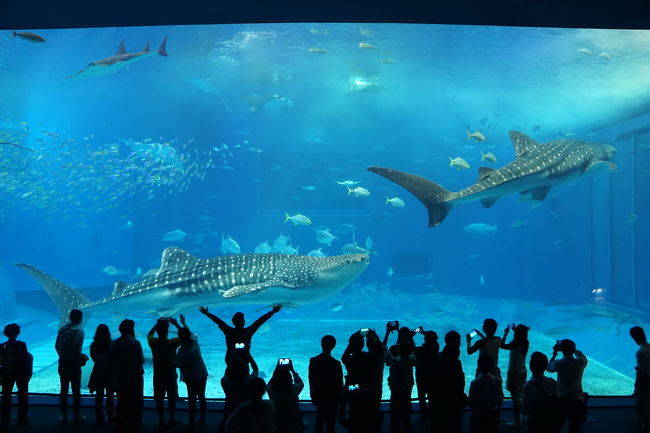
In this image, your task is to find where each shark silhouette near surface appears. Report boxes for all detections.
[368,131,617,227]
[65,36,168,79]
[17,247,369,323]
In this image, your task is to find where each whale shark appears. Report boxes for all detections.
[17,247,369,324]
[368,131,616,227]
[65,36,168,79]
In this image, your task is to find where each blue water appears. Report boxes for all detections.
[1,23,649,398]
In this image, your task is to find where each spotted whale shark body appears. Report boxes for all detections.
[65,36,168,79]
[17,247,369,323]
[368,131,617,227]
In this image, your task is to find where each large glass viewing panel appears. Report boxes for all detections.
[1,23,649,398]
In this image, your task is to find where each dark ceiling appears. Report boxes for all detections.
[1,0,650,30]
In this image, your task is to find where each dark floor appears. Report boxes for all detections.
[0,396,642,433]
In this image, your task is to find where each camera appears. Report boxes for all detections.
[235,342,245,349]
[469,331,478,338]
[412,326,424,334]
[388,320,399,331]
[348,384,359,391]
[278,358,291,365]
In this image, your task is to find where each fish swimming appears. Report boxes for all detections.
[307,248,326,258]
[385,196,405,207]
[17,247,370,324]
[65,36,168,79]
[467,130,486,142]
[0,141,35,151]
[463,223,498,235]
[254,242,273,254]
[480,151,497,163]
[221,235,241,254]
[316,229,337,246]
[449,157,470,170]
[347,186,370,197]
[284,212,312,226]
[163,229,188,242]
[12,30,46,43]
[368,131,616,227]
[272,234,290,252]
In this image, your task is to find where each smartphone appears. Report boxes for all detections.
[278,358,291,365]
[348,384,359,391]
[360,328,370,335]
[235,342,245,349]
[412,327,423,334]
[469,331,478,338]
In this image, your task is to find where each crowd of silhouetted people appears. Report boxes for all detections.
[0,307,649,433]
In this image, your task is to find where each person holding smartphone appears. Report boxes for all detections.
[341,329,384,433]
[382,322,416,433]
[175,315,209,430]
[267,358,304,433]
[547,339,588,433]
[466,318,502,381]
[501,323,530,429]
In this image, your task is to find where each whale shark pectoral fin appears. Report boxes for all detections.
[480,197,499,208]
[509,131,540,158]
[582,159,617,174]
[519,186,550,202]
[254,302,300,312]
[223,282,274,298]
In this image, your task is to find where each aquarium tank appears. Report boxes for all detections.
[0,23,648,399]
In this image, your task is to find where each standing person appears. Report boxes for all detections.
[147,317,182,428]
[308,335,343,433]
[88,324,115,424]
[630,326,650,433]
[414,330,438,418]
[547,339,588,433]
[521,352,561,433]
[341,329,384,433]
[198,304,282,366]
[176,314,208,431]
[55,309,85,424]
[267,360,304,433]
[500,323,529,429]
[468,354,503,433]
[220,357,256,433]
[0,323,32,430]
[430,331,466,433]
[109,319,144,433]
[467,319,502,381]
[382,324,416,433]
[226,377,275,433]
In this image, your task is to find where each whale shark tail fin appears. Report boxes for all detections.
[16,263,91,326]
[367,166,453,227]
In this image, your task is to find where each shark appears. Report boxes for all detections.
[65,36,168,79]
[16,247,369,324]
[368,131,616,227]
